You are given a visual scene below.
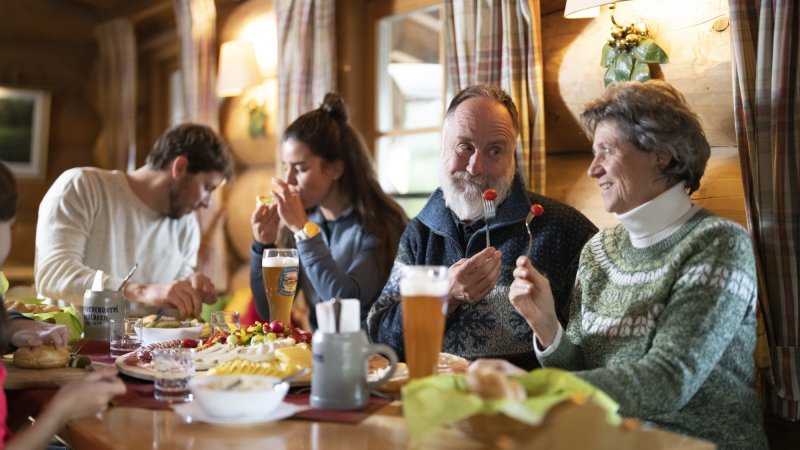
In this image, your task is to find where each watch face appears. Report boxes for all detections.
[303,221,320,238]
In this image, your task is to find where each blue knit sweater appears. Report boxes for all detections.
[367,175,597,369]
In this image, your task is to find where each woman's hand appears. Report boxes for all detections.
[9,320,69,349]
[46,367,127,422]
[509,256,560,347]
[271,177,307,233]
[251,201,280,245]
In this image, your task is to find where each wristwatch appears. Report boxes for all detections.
[294,221,321,241]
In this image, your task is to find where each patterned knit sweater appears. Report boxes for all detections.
[368,175,597,369]
[540,205,768,449]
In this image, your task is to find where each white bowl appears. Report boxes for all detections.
[134,320,204,346]
[190,375,289,418]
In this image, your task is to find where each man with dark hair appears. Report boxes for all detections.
[35,123,233,317]
[368,84,597,370]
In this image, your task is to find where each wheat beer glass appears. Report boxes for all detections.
[262,248,299,324]
[400,265,449,379]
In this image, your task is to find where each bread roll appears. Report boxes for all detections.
[13,345,71,369]
[465,366,527,401]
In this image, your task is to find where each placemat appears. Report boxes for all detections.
[285,392,391,424]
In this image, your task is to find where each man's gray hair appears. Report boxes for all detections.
[445,84,520,135]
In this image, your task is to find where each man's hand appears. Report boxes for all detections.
[251,201,280,245]
[186,273,217,304]
[447,247,502,313]
[271,177,307,233]
[9,320,69,349]
[509,256,559,347]
[125,280,204,318]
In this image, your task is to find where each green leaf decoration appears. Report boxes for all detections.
[603,51,634,87]
[631,59,651,81]
[0,272,8,295]
[631,38,669,64]
[604,66,617,87]
[600,44,618,68]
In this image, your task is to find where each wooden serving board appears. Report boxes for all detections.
[3,360,86,390]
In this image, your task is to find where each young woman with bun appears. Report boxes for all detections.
[250,93,408,329]
[0,161,126,449]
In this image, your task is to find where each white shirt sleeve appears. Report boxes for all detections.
[533,324,564,357]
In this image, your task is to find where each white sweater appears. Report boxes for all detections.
[35,168,199,308]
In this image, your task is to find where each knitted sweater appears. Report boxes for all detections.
[368,175,597,369]
[540,204,767,449]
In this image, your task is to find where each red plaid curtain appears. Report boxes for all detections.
[730,0,800,421]
[444,0,546,193]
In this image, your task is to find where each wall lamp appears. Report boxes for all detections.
[564,0,668,86]
[217,39,268,138]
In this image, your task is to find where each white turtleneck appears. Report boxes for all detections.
[534,182,701,355]
[614,182,700,248]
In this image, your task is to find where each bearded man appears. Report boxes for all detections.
[35,123,232,318]
[367,84,597,369]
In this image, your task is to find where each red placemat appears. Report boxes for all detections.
[285,392,391,424]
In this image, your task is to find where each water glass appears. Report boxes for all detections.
[400,266,449,379]
[153,348,194,403]
[109,317,141,357]
[210,310,240,334]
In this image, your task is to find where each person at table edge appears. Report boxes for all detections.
[367,84,597,370]
[34,123,233,318]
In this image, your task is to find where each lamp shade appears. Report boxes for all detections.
[217,40,264,97]
[564,0,619,18]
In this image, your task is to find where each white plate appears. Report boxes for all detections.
[172,401,304,425]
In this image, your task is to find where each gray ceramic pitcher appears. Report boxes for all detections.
[310,330,398,410]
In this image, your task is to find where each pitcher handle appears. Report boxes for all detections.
[365,343,398,390]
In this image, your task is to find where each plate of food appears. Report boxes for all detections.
[368,352,470,393]
[116,320,313,385]
[134,315,207,346]
[3,345,92,389]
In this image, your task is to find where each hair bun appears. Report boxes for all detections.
[320,93,349,123]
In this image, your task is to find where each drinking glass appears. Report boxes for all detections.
[261,248,299,324]
[210,310,240,334]
[153,348,194,403]
[109,317,141,357]
[400,265,449,379]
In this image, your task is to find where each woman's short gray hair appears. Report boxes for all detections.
[580,80,710,194]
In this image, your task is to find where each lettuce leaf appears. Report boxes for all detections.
[4,297,84,342]
[402,368,619,440]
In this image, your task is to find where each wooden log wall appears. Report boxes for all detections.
[541,0,746,229]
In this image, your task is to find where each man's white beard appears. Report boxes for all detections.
[439,163,516,222]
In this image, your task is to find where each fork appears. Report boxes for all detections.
[525,204,545,256]
[482,189,497,247]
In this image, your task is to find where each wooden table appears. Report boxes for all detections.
[58,400,714,450]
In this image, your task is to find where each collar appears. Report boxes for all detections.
[615,182,697,248]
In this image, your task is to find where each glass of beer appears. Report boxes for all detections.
[262,248,300,324]
[400,265,449,379]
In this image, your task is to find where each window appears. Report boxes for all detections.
[375,5,450,216]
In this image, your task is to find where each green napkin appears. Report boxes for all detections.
[402,368,620,440]
[4,296,84,342]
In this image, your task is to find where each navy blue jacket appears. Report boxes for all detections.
[367,175,597,370]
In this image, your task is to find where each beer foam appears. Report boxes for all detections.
[262,256,300,267]
[399,279,449,297]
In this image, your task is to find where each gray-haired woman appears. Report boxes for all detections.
[507,80,767,449]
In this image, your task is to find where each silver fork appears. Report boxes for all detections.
[482,195,496,247]
[525,204,544,256]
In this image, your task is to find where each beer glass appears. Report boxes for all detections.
[400,265,449,379]
[262,248,300,324]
